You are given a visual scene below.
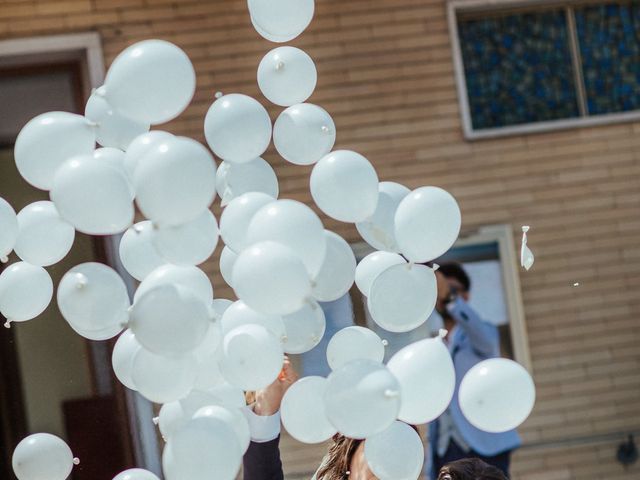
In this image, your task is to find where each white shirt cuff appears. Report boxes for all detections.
[242,405,281,443]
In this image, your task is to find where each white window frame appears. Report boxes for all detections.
[448,0,640,140]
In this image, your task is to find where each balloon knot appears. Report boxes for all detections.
[438,328,448,339]
[73,457,80,466]
[522,225,530,233]
[133,224,144,234]
[0,256,8,263]
[152,416,160,425]
[321,125,330,134]
[86,120,99,129]
[275,61,285,71]
[75,274,88,290]
[281,335,288,343]
[214,91,224,99]
[381,339,389,347]
[432,262,440,271]
[3,320,11,329]
[383,389,400,398]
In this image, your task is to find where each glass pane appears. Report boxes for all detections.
[575,1,640,115]
[458,10,580,129]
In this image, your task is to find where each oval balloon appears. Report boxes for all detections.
[281,300,326,354]
[248,0,314,41]
[312,230,356,302]
[93,148,135,200]
[219,192,274,252]
[194,405,251,454]
[0,197,18,262]
[221,301,286,342]
[192,323,224,390]
[0,262,53,325]
[131,348,197,404]
[281,376,336,444]
[119,221,165,281]
[258,47,317,107]
[364,421,424,480]
[123,130,174,181]
[134,264,213,305]
[219,246,238,289]
[152,209,219,265]
[354,251,406,297]
[216,158,278,207]
[113,468,160,480]
[112,329,141,391]
[326,326,385,371]
[12,433,76,480]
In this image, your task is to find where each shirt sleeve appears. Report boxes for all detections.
[242,405,282,443]
[447,297,500,357]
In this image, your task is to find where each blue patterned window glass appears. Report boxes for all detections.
[458,10,580,129]
[575,1,640,115]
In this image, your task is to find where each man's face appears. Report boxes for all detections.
[436,275,470,313]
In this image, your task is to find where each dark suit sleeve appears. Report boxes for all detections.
[243,437,284,480]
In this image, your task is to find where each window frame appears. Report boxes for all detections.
[448,0,640,140]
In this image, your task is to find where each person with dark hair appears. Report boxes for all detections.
[438,458,508,480]
[428,263,520,479]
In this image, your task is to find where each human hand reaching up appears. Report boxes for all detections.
[253,356,299,416]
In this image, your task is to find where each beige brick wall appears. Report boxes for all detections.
[2,1,639,479]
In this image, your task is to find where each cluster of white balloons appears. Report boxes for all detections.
[3,1,535,479]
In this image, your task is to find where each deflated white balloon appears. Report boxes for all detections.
[194,405,251,454]
[248,0,314,41]
[281,376,336,444]
[459,358,536,433]
[311,150,379,222]
[281,300,326,354]
[119,221,165,281]
[354,251,406,297]
[368,263,437,333]
[113,468,160,480]
[57,263,129,340]
[324,360,400,439]
[134,136,217,226]
[93,148,135,200]
[112,329,141,391]
[395,186,461,262]
[232,241,311,315]
[258,47,317,107]
[135,264,213,305]
[247,199,326,277]
[220,192,274,252]
[12,433,76,480]
[219,246,238,289]
[326,326,385,371]
[204,93,272,164]
[0,197,18,262]
[153,209,219,265]
[0,262,53,325]
[387,336,455,424]
[221,301,286,342]
[273,103,336,166]
[364,421,424,480]
[312,230,356,302]
[132,349,197,404]
[14,112,96,190]
[104,40,196,125]
[123,130,174,181]
[85,86,150,150]
[216,158,278,207]
[14,201,75,267]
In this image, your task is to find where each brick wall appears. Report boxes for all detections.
[1,1,639,479]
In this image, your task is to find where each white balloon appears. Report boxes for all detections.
[232,241,311,315]
[51,154,134,235]
[281,300,326,354]
[132,348,197,403]
[273,103,336,166]
[104,40,196,125]
[0,197,18,262]
[12,433,76,480]
[57,262,129,340]
[250,15,297,43]
[192,323,224,390]
[14,201,75,267]
[135,264,213,305]
[312,230,356,302]
[368,263,437,333]
[205,382,246,409]
[356,182,410,253]
[364,421,424,480]
[216,158,278,207]
[134,136,217,227]
[219,323,283,390]
[119,221,165,281]
[355,251,406,297]
[85,86,150,150]
[158,401,187,440]
[311,150,379,222]
[326,326,385,371]
[219,246,238,289]
[247,199,326,277]
[153,209,219,265]
[210,298,233,321]
[281,376,336,444]
[258,47,317,107]
[123,130,174,181]
[220,192,274,252]
[459,358,536,433]
[14,112,96,190]
[129,284,210,355]
[194,405,251,454]
[248,0,314,41]
[204,93,272,164]
[113,468,160,480]
[112,329,141,391]
[0,262,53,325]
[324,360,400,439]
[93,148,135,200]
[394,186,461,262]
[387,336,455,424]
[221,301,286,342]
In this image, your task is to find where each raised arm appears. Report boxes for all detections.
[447,297,500,357]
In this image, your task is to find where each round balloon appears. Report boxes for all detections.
[14,201,75,266]
[394,186,461,262]
[204,93,272,164]
[153,209,219,265]
[258,47,317,106]
[216,158,278,206]
[85,86,150,150]
[134,136,216,226]
[247,199,326,276]
[134,264,213,305]
[220,192,274,252]
[194,405,251,454]
[12,433,76,480]
[131,348,197,404]
[326,326,385,371]
[248,0,314,41]
[14,112,96,190]
[232,241,311,315]
[113,469,160,480]
[368,263,437,333]
[324,360,400,439]
[158,401,187,441]
[119,221,165,281]
[112,329,141,391]
[364,421,424,480]
[354,251,406,297]
[219,246,238,289]
[123,130,174,181]
[387,336,455,424]
[0,197,18,262]
[57,262,129,340]
[459,358,536,433]
[192,323,224,390]
[0,262,53,325]
[281,376,336,444]
[311,230,356,302]
[93,148,135,200]
[310,150,379,222]
[221,301,286,342]
[273,103,336,166]
[51,154,134,235]
[281,300,326,354]
[104,40,196,125]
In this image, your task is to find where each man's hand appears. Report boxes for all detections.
[253,356,299,416]
[435,271,451,314]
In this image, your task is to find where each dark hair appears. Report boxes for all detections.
[438,262,471,292]
[315,435,361,480]
[438,458,508,480]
